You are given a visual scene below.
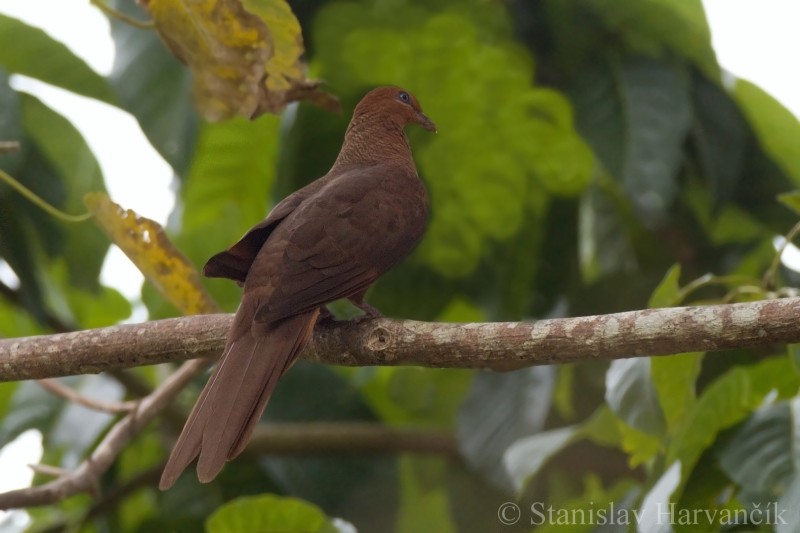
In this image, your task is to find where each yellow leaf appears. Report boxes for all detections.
[84,192,219,315]
[141,0,338,120]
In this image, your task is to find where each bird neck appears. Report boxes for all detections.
[330,116,415,174]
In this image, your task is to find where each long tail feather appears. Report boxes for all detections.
[159,308,318,489]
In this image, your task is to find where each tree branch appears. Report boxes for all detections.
[2,297,800,382]
[0,358,209,510]
[2,297,798,510]
[37,379,137,414]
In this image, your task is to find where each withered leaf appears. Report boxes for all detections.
[140,0,339,121]
[85,192,219,315]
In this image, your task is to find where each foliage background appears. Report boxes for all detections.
[2,0,800,531]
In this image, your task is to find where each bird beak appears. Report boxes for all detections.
[417,112,437,133]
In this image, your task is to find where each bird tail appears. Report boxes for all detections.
[159,308,319,490]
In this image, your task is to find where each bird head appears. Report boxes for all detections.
[354,86,437,133]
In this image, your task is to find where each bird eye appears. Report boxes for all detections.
[398,91,411,103]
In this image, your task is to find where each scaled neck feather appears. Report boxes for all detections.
[330,111,416,175]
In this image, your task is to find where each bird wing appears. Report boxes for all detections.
[245,163,428,323]
[203,173,335,282]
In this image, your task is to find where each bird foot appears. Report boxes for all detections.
[350,300,383,322]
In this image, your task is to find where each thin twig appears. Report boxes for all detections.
[763,220,800,290]
[0,357,210,510]
[37,379,137,414]
[106,368,188,429]
[27,463,69,478]
[0,141,20,154]
[0,169,92,223]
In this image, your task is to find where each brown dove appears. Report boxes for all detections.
[159,86,436,489]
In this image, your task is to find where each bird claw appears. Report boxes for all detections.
[351,300,383,322]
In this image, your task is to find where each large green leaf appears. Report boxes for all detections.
[667,357,800,490]
[647,263,681,308]
[619,57,692,225]
[570,60,625,179]
[572,56,692,226]
[259,362,400,529]
[777,475,800,533]
[0,14,114,104]
[587,0,717,77]
[605,358,666,437]
[717,402,794,495]
[0,71,51,321]
[206,494,337,533]
[0,69,23,174]
[457,367,555,490]
[667,367,751,480]
[177,115,280,310]
[651,353,702,432]
[690,72,748,207]
[734,79,800,187]
[21,94,108,289]
[503,425,579,494]
[578,179,638,283]
[396,458,454,533]
[636,460,681,533]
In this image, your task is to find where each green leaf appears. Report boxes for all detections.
[64,284,131,328]
[503,425,579,494]
[572,56,693,226]
[788,344,800,375]
[178,115,280,310]
[397,458,454,533]
[587,0,717,77]
[206,494,337,533]
[734,79,800,186]
[778,191,800,216]
[637,461,682,533]
[0,14,114,103]
[0,69,23,174]
[457,367,555,490]
[578,179,638,284]
[616,421,662,466]
[684,179,767,246]
[361,367,473,427]
[260,363,399,525]
[777,475,800,533]
[617,56,692,225]
[748,356,800,400]
[21,94,109,289]
[690,72,748,207]
[534,477,637,533]
[717,402,793,494]
[0,382,18,423]
[581,406,623,448]
[667,366,750,479]
[0,71,52,323]
[570,60,625,179]
[107,0,198,174]
[605,358,666,436]
[648,263,681,308]
[651,352,703,431]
